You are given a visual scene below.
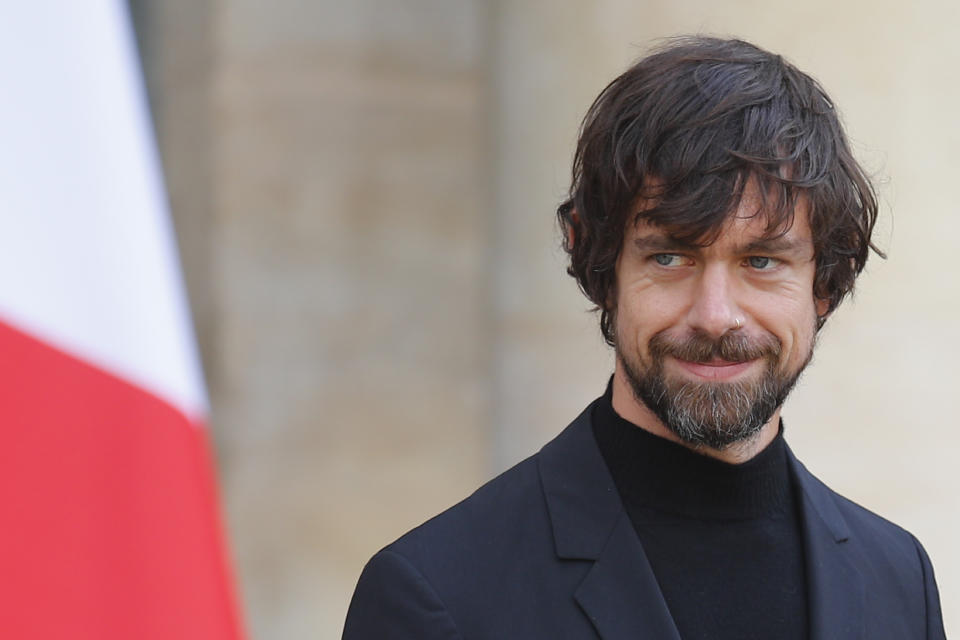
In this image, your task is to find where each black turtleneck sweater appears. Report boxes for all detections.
[592,390,808,640]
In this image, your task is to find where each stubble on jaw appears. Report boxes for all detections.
[616,329,812,450]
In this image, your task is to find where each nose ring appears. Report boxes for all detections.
[734,317,742,330]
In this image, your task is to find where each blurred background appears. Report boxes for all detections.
[129,1,958,637]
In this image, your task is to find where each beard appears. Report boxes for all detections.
[617,328,812,450]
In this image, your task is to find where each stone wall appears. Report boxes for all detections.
[135,2,958,637]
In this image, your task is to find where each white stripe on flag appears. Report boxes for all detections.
[0,0,206,419]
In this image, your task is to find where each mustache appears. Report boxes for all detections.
[649,330,781,364]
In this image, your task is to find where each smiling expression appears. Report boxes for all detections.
[611,185,827,452]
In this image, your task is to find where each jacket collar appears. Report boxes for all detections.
[787,448,865,639]
[537,400,682,638]
[537,400,864,640]
[537,400,621,560]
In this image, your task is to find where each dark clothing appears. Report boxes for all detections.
[592,394,807,639]
[343,399,946,639]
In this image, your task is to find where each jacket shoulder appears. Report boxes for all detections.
[795,458,943,606]
[790,453,946,638]
[386,451,550,571]
[799,459,921,554]
[345,452,585,638]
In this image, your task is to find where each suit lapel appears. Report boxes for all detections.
[574,513,682,639]
[788,449,865,640]
[540,405,867,639]
[538,402,679,639]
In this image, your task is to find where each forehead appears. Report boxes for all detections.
[629,178,814,250]
[628,215,813,256]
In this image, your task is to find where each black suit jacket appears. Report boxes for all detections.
[343,402,946,639]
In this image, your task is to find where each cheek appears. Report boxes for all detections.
[617,284,681,335]
[616,296,688,365]
[748,286,818,360]
[770,299,818,366]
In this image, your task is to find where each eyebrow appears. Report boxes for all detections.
[632,233,812,256]
[632,235,698,253]
[739,236,811,256]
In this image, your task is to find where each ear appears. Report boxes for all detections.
[814,296,830,321]
[565,208,580,249]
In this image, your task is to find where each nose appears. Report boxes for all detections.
[685,263,742,338]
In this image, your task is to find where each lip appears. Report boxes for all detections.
[669,357,759,381]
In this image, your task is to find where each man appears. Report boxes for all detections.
[343,36,946,639]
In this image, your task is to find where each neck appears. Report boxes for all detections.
[611,365,781,465]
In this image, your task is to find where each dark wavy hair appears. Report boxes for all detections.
[557,36,883,346]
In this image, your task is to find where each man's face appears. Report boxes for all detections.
[612,186,826,449]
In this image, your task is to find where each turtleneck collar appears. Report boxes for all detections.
[592,382,793,521]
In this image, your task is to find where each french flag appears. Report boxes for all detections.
[0,2,244,638]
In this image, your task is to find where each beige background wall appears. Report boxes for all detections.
[133,1,958,637]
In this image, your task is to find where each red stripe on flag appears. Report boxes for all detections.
[0,320,243,639]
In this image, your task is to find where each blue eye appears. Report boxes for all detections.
[654,254,681,266]
[748,256,775,269]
